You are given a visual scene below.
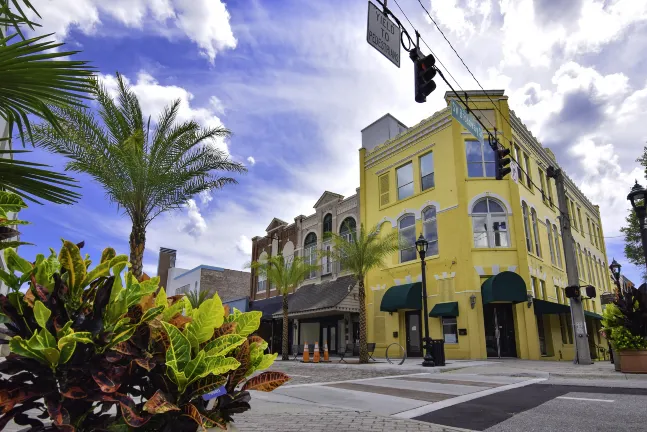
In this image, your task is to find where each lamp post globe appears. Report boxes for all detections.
[609,258,622,289]
[627,181,647,274]
[415,234,434,367]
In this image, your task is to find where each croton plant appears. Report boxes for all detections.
[0,237,289,430]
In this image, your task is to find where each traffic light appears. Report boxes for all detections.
[585,285,597,298]
[495,147,512,180]
[565,285,581,299]
[410,49,437,103]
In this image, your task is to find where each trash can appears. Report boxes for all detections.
[430,339,446,366]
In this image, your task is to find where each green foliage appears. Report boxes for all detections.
[613,327,647,350]
[0,242,289,431]
[186,288,209,308]
[0,191,31,250]
[249,254,318,296]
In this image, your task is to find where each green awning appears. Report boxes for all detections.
[380,282,421,312]
[481,271,527,305]
[429,302,459,317]
[585,311,603,320]
[533,299,570,315]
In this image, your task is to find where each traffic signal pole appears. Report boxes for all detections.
[547,166,592,365]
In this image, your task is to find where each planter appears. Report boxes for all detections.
[619,349,647,373]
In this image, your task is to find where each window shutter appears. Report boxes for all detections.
[379,174,390,206]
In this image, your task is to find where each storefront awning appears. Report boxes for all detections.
[533,299,570,315]
[429,302,459,317]
[380,282,422,312]
[481,271,527,304]
[585,311,603,320]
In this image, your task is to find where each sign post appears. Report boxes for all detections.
[366,1,401,68]
[450,100,484,146]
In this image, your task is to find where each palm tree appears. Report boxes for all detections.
[186,288,209,308]
[31,74,246,277]
[322,223,400,363]
[1,0,94,204]
[249,255,318,360]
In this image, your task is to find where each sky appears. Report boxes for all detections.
[13,0,647,284]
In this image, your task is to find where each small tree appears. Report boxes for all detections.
[322,223,400,363]
[249,255,318,360]
[186,288,209,308]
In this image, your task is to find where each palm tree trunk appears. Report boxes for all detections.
[358,276,368,363]
[129,222,146,279]
[282,293,289,361]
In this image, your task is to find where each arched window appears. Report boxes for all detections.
[472,198,509,248]
[304,233,317,279]
[546,219,555,265]
[522,202,533,253]
[399,214,416,262]
[339,217,356,242]
[586,250,594,283]
[576,244,584,278]
[552,224,562,267]
[423,206,439,255]
[531,208,541,257]
[323,213,333,235]
[257,252,268,293]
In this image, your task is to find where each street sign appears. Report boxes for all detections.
[366,1,401,68]
[510,161,519,183]
[451,100,484,146]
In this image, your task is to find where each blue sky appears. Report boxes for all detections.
[13,0,647,285]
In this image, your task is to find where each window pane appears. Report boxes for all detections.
[420,153,434,176]
[400,247,417,262]
[397,163,413,187]
[421,173,435,191]
[472,216,488,233]
[398,182,414,200]
[399,215,415,229]
[487,200,504,213]
[424,219,438,242]
[423,206,436,220]
[484,161,496,177]
[442,317,458,344]
[483,145,495,162]
[468,163,484,178]
[465,141,482,162]
[472,199,488,213]
[428,240,439,256]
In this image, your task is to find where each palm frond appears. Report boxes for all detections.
[0,149,80,204]
[0,0,40,40]
[249,255,318,295]
[186,289,210,308]
[0,33,95,145]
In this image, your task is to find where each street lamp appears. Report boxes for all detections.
[627,181,647,274]
[609,258,622,291]
[415,234,434,367]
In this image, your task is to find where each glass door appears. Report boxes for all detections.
[483,304,517,358]
[321,324,338,353]
[405,311,422,357]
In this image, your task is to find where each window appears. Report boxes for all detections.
[466,140,495,178]
[559,314,573,344]
[597,227,604,251]
[396,163,414,200]
[323,213,332,235]
[530,277,537,298]
[586,250,593,283]
[587,217,592,242]
[340,217,356,242]
[304,233,317,279]
[577,244,584,279]
[522,202,533,253]
[379,173,390,206]
[546,178,554,207]
[513,144,523,184]
[399,215,416,262]
[531,208,542,257]
[593,223,599,247]
[442,317,458,344]
[556,285,562,304]
[471,198,509,248]
[257,274,267,293]
[553,225,563,267]
[577,207,584,237]
[594,259,602,290]
[546,219,555,265]
[423,206,439,256]
[177,284,190,294]
[539,279,547,300]
[539,169,547,204]
[420,152,435,191]
[570,201,578,230]
[523,153,532,186]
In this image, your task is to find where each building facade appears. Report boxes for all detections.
[360,90,612,361]
[249,191,361,354]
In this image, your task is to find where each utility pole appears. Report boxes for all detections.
[547,166,592,365]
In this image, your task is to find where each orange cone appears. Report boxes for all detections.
[302,342,309,363]
[313,341,320,363]
[323,343,329,362]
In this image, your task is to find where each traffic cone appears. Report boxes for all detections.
[324,343,329,362]
[302,342,309,363]
[313,341,320,363]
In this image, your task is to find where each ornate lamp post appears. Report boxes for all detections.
[627,181,647,273]
[609,258,622,292]
[415,234,434,367]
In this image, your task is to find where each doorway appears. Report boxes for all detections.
[483,303,517,358]
[321,323,338,353]
[405,310,422,357]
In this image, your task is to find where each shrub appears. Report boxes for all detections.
[0,241,288,431]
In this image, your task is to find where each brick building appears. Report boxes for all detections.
[249,190,361,355]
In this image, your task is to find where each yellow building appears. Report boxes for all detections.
[359,91,612,361]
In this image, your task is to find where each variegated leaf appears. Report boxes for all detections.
[241,371,290,392]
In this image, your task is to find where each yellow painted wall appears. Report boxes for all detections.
[360,91,612,361]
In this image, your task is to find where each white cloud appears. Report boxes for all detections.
[29,0,236,62]
[198,191,213,206]
[100,71,229,153]
[246,156,256,166]
[182,199,207,238]
[236,235,253,257]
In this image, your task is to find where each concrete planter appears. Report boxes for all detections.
[619,349,647,373]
